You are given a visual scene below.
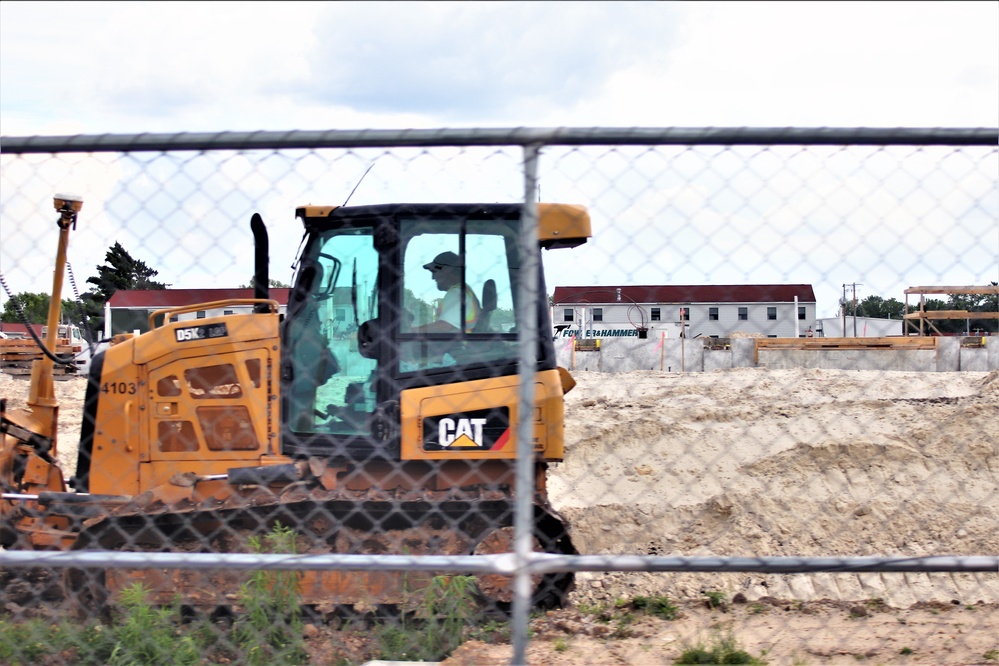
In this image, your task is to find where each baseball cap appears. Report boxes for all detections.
[423,251,462,271]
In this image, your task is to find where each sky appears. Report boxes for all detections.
[1,1,997,319]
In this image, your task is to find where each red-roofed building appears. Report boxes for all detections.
[0,322,32,338]
[551,285,817,339]
[105,289,291,336]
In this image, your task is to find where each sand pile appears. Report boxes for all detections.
[550,367,999,607]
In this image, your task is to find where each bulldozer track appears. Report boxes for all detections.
[4,485,575,619]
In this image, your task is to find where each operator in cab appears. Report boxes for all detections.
[417,251,480,333]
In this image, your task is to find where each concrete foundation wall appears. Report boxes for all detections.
[554,336,999,373]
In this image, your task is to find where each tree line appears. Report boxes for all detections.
[2,242,293,340]
[5,246,996,339]
[1,242,167,338]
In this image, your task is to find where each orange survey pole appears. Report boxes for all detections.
[26,194,83,442]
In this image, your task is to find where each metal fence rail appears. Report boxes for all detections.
[2,126,997,665]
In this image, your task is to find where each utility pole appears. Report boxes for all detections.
[842,283,862,337]
[850,283,862,337]
[842,284,847,337]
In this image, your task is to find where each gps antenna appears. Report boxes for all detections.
[343,164,375,206]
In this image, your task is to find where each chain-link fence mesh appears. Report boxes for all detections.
[1,128,997,665]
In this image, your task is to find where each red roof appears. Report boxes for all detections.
[108,289,291,308]
[0,322,36,334]
[552,285,816,305]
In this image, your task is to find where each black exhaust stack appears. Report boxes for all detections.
[251,213,270,313]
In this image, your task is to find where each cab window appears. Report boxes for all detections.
[286,228,379,435]
[399,217,518,373]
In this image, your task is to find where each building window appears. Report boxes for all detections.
[564,308,573,322]
[680,307,689,321]
[798,306,806,320]
[651,307,660,321]
[593,308,603,322]
[738,307,748,321]
[767,307,777,320]
[196,311,206,319]
[709,307,719,321]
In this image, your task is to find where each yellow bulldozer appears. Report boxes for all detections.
[1,194,591,613]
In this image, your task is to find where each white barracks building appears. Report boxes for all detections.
[552,285,818,340]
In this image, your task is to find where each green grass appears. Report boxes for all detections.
[374,574,483,662]
[466,618,512,644]
[107,583,204,666]
[1,525,488,665]
[0,617,120,665]
[233,522,309,665]
[675,631,767,665]
[577,601,608,615]
[0,584,208,666]
[704,590,727,609]
[631,595,681,620]
[0,523,313,666]
[0,619,67,665]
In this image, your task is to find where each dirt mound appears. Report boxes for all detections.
[551,368,999,607]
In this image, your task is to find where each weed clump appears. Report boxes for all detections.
[631,595,680,620]
[107,583,203,665]
[375,574,482,662]
[675,631,766,665]
[233,522,309,665]
[704,590,728,610]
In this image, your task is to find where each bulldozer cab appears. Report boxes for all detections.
[282,203,590,460]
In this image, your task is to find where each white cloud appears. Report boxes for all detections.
[301,2,684,121]
[2,1,996,132]
[562,1,999,127]
[1,1,996,316]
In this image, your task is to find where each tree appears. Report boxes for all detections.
[240,278,292,289]
[403,287,434,327]
[1,292,51,324]
[855,295,906,319]
[1,292,86,327]
[80,242,168,336]
[86,242,168,303]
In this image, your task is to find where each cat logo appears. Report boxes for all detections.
[438,417,487,448]
[422,407,510,452]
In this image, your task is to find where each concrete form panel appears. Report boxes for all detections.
[660,341,684,373]
[685,340,704,373]
[732,338,756,368]
[704,349,733,371]
[598,337,662,372]
[936,337,960,372]
[759,350,936,372]
[553,335,997,374]
[960,348,989,371]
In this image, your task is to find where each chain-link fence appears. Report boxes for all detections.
[1,127,997,665]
